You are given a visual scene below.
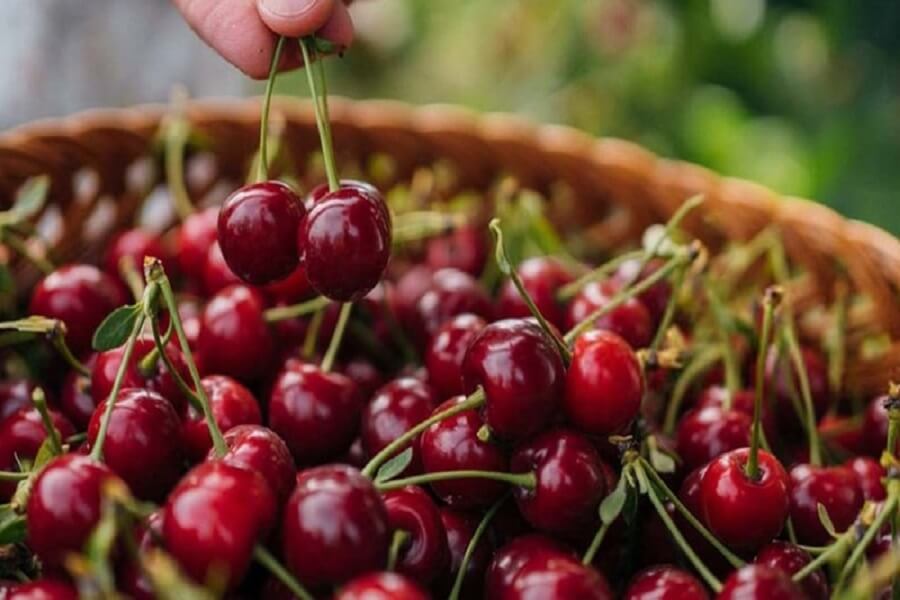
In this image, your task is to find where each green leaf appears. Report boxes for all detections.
[4,176,50,225]
[489,219,513,276]
[0,505,26,545]
[375,448,414,484]
[817,503,838,538]
[0,315,58,334]
[92,303,141,351]
[649,447,677,474]
[599,476,629,524]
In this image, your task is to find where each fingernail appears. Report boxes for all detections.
[259,0,321,18]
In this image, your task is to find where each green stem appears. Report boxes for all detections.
[448,495,507,600]
[299,38,339,192]
[2,230,53,275]
[376,470,536,493]
[582,520,613,566]
[783,322,822,466]
[263,296,330,322]
[386,529,410,572]
[119,256,145,302]
[163,92,193,221]
[557,249,644,301]
[648,264,686,354]
[0,470,29,482]
[792,536,849,582]
[662,345,723,434]
[886,383,900,458]
[320,302,351,373]
[706,283,741,402]
[747,287,780,480]
[150,318,202,413]
[827,283,848,402]
[48,323,90,377]
[31,388,62,456]
[303,309,324,360]
[835,490,900,591]
[253,545,315,600]
[256,35,287,183]
[392,211,465,246]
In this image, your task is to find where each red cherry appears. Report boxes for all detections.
[103,227,170,281]
[264,264,315,305]
[565,329,644,436]
[342,357,386,400]
[282,465,389,589]
[624,566,709,600]
[845,456,886,501]
[175,207,218,282]
[425,313,487,399]
[462,319,565,440]
[406,268,493,347]
[484,534,578,599]
[497,257,574,330]
[717,565,806,600]
[28,264,127,355]
[27,454,122,567]
[212,424,296,503]
[335,572,430,600]
[217,181,304,285]
[59,358,97,429]
[673,466,733,577]
[201,242,242,296]
[163,460,276,588]
[755,541,828,600]
[305,179,385,211]
[566,279,653,348]
[5,580,78,600]
[614,257,673,324]
[699,448,790,552]
[392,266,434,318]
[766,345,830,431]
[676,405,751,472]
[0,379,41,421]
[435,507,493,596]
[384,486,450,583]
[862,394,890,456]
[197,285,274,381]
[269,362,363,465]
[425,224,488,278]
[0,407,75,499]
[695,385,775,437]
[818,414,865,456]
[788,463,863,545]
[182,375,261,461]
[117,510,164,600]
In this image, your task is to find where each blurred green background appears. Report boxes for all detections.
[278,0,900,233]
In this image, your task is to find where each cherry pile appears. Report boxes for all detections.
[0,34,896,600]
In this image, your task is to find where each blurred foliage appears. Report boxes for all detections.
[276,0,900,233]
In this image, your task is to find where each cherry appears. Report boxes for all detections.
[299,184,392,301]
[424,224,488,278]
[342,357,385,399]
[788,463,863,545]
[103,227,170,281]
[59,357,97,429]
[624,566,709,600]
[862,394,890,456]
[28,264,127,355]
[695,385,775,438]
[117,510,164,600]
[766,345,830,430]
[5,580,78,600]
[672,466,733,576]
[676,405,751,472]
[406,268,493,347]
[384,486,450,583]
[269,362,363,465]
[699,448,790,552]
[182,375,262,461]
[174,207,219,282]
[510,428,608,536]
[197,284,274,381]
[717,565,806,600]
[462,318,565,440]
[435,507,493,596]
[419,396,508,508]
[86,388,183,500]
[212,424,296,503]
[425,313,487,400]
[497,257,574,330]
[335,572,430,600]
[360,377,437,476]
[264,264,315,305]
[201,242,242,296]
[0,407,75,499]
[217,181,304,285]
[282,464,389,589]
[305,179,385,213]
[0,379,41,421]
[566,279,653,348]
[565,329,644,436]
[484,534,576,598]
[755,541,828,600]
[26,453,122,567]
[163,460,276,588]
[845,456,886,501]
[818,414,865,456]
[614,257,673,324]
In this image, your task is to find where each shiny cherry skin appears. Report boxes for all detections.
[27,453,122,567]
[419,396,509,508]
[495,546,613,600]
[674,466,732,576]
[182,375,261,461]
[614,257,673,324]
[175,207,218,282]
[717,565,806,600]
[624,566,709,600]
[282,464,389,589]
[341,357,385,399]
[845,456,886,501]
[305,179,385,211]
[0,407,75,499]
[425,313,487,399]
[756,541,828,600]
[299,184,392,301]
[766,345,830,430]
[566,279,653,348]
[86,388,183,500]
[676,405,751,472]
[5,580,79,600]
[484,534,576,598]
[360,377,436,475]
[435,507,493,596]
[103,227,170,281]
[0,379,41,421]
[565,329,644,436]
[699,448,790,552]
[201,241,242,296]
[788,463,864,545]
[384,486,449,583]
[211,424,296,503]
[407,268,494,347]
[497,257,574,330]
[425,224,488,278]
[269,362,363,465]
[335,572,430,600]
[163,460,276,588]
[862,394,891,456]
[28,264,127,355]
[59,358,97,429]
[695,385,775,438]
[462,318,565,440]
[197,284,274,381]
[511,428,608,536]
[217,180,304,285]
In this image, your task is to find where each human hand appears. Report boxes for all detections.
[172,0,354,79]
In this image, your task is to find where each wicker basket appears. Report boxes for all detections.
[0,97,898,397]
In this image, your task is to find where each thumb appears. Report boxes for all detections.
[256,0,337,38]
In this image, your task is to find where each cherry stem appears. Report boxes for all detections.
[119,256,145,302]
[375,470,536,493]
[386,529,410,572]
[827,282,848,402]
[0,470,28,482]
[582,513,615,566]
[253,545,315,600]
[299,38,339,193]
[648,264,686,354]
[557,249,644,301]
[887,383,900,458]
[706,282,741,402]
[256,35,287,183]
[263,296,330,322]
[303,309,324,360]
[163,87,194,221]
[663,345,723,434]
[835,488,900,591]
[361,388,487,479]
[31,388,62,456]
[448,494,507,600]
[792,532,851,583]
[149,318,203,413]
[1,230,53,275]
[320,302,351,373]
[747,286,781,480]
[48,321,90,377]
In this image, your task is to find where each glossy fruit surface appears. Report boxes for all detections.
[624,566,709,600]
[335,572,430,600]
[5,580,79,600]
[614,257,673,324]
[175,207,219,281]
[755,541,828,600]
[0,379,41,421]
[0,407,75,499]
[862,394,890,456]
[201,242,242,295]
[425,313,487,399]
[676,405,751,471]
[197,285,274,380]
[182,375,261,460]
[788,464,864,545]
[497,257,574,329]
[717,565,806,600]
[845,456,886,501]
[566,279,653,348]
[407,268,493,347]
[425,224,488,278]
[213,424,296,502]
[436,507,492,596]
[59,361,96,429]
[384,486,449,583]
[360,377,436,475]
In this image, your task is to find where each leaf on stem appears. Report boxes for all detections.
[599,475,629,524]
[817,503,838,539]
[0,505,26,545]
[374,447,414,484]
[92,303,143,351]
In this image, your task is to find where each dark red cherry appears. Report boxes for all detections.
[384,486,449,583]
[282,465,389,589]
[217,180,304,285]
[818,414,865,456]
[695,385,775,438]
[565,329,644,436]
[393,265,433,320]
[163,460,276,588]
[28,264,127,355]
[269,362,363,465]
[511,428,608,536]
[197,285,274,381]
[335,572,430,600]
[212,424,296,503]
[566,279,653,348]
[5,580,78,600]
[717,565,806,600]
[103,227,170,281]
[435,507,493,596]
[624,566,709,600]
[491,541,613,600]
[862,394,891,456]
[497,257,574,330]
[788,463,863,545]
[756,541,828,600]
[305,179,384,212]
[766,345,830,430]
[419,396,508,508]
[0,379,41,421]
[485,534,576,598]
[360,377,436,475]
[201,241,242,296]
[86,388,183,500]
[342,357,386,400]
[175,207,218,282]
[0,407,75,499]
[676,405,751,472]
[407,268,493,347]
[700,448,790,552]
[425,313,487,399]
[614,257,673,324]
[462,318,564,440]
[299,184,391,301]
[264,264,315,305]
[672,466,733,577]
[59,357,97,429]
[182,375,261,461]
[425,224,488,277]
[845,456,886,501]
[27,453,122,567]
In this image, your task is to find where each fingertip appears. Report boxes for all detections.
[317,0,354,50]
[257,0,336,38]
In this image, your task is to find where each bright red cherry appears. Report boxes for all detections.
[360,377,436,475]
[425,224,488,277]
[0,379,41,421]
[282,465,389,589]
[103,227,170,281]
[175,207,218,282]
[699,448,790,552]
[614,258,673,324]
[384,486,449,583]
[425,313,487,399]
[5,580,78,600]
[497,257,574,330]
[406,268,493,347]
[676,405,751,472]
[566,279,653,348]
[0,407,75,499]
[217,181,304,285]
[435,507,493,597]
[335,572,430,600]
[197,285,274,381]
[212,424,296,503]
[788,463,863,545]
[182,375,261,461]
[28,264,127,355]
[462,318,565,440]
[565,329,644,436]
[845,456,886,501]
[717,565,806,600]
[624,566,709,600]
[201,241,242,296]
[756,541,828,600]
